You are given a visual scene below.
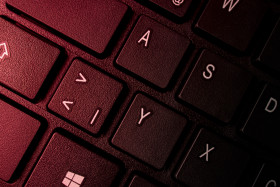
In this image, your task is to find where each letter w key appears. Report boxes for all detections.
[222,0,240,12]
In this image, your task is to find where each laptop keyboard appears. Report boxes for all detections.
[0,0,279,186]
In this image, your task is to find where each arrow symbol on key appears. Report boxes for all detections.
[75,73,87,83]
[62,101,74,111]
[0,42,9,60]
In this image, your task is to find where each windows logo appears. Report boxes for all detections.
[62,171,85,187]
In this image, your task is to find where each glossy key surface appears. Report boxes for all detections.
[6,0,128,54]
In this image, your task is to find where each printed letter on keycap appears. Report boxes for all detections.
[138,30,151,48]
[222,0,240,12]
[265,97,278,113]
[199,143,215,162]
[0,42,9,61]
[202,64,215,80]
[137,107,152,126]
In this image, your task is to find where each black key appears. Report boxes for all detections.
[0,99,41,181]
[112,94,187,169]
[147,0,192,18]
[257,18,280,73]
[128,175,159,187]
[195,0,267,51]
[0,18,60,100]
[178,50,252,122]
[26,133,121,186]
[7,0,128,54]
[252,164,280,187]
[242,84,280,152]
[48,59,123,134]
[175,129,250,187]
[116,16,190,89]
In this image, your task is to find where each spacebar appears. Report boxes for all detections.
[6,0,128,54]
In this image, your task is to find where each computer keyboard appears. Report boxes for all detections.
[0,0,279,186]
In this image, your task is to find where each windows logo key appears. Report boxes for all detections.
[62,171,85,187]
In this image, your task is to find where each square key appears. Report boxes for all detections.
[26,133,121,186]
[112,94,187,169]
[0,100,41,181]
[48,59,123,134]
[175,129,250,187]
[195,0,267,51]
[0,18,61,99]
[178,50,252,122]
[116,16,190,89]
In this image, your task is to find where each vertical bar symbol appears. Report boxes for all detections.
[90,109,101,126]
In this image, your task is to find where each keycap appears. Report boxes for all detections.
[112,94,187,169]
[256,18,280,73]
[6,0,128,54]
[25,133,121,186]
[116,16,190,89]
[251,164,280,187]
[0,99,41,181]
[242,84,280,152]
[175,129,250,187]
[48,59,123,134]
[0,18,61,100]
[128,175,161,187]
[195,0,267,51]
[178,50,252,122]
[147,0,192,18]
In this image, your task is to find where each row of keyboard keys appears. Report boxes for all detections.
[0,99,41,182]
[6,0,128,54]
[0,17,61,100]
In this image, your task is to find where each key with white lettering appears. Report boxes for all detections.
[242,84,280,152]
[178,50,252,123]
[112,94,187,169]
[116,16,190,89]
[48,59,123,134]
[175,129,250,187]
[195,0,267,51]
